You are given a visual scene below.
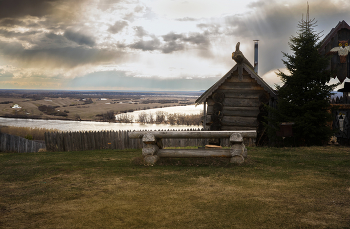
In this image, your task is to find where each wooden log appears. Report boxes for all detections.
[83,132,88,151]
[207,98,260,107]
[211,89,264,99]
[231,144,246,156]
[221,126,256,131]
[218,82,264,90]
[144,155,159,165]
[142,133,156,144]
[44,132,48,151]
[92,132,96,150]
[129,130,257,139]
[230,133,243,143]
[54,132,59,152]
[207,108,259,121]
[158,149,231,158]
[221,116,258,127]
[142,143,159,156]
[207,108,259,117]
[226,74,256,83]
[63,132,69,151]
[111,131,116,149]
[230,155,244,164]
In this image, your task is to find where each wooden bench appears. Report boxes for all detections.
[128,131,257,165]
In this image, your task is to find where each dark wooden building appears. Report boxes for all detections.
[319,21,350,144]
[319,20,350,83]
[195,42,276,139]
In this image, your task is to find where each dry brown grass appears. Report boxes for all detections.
[0,126,58,140]
[0,146,349,228]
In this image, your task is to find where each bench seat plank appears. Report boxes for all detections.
[158,149,231,158]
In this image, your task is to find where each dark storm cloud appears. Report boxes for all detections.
[218,0,350,76]
[129,36,161,51]
[183,32,209,45]
[161,32,210,52]
[162,32,184,42]
[0,0,88,31]
[63,30,96,47]
[161,41,184,54]
[0,40,122,68]
[0,18,40,28]
[0,29,39,38]
[134,26,148,37]
[222,5,302,74]
[162,32,209,45]
[129,31,210,54]
[108,20,128,34]
[38,33,74,48]
[68,70,219,90]
[197,23,220,34]
[0,0,58,19]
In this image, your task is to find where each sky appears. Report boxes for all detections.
[0,0,350,91]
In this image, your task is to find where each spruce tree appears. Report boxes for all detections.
[274,10,338,146]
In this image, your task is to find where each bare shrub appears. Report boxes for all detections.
[74,114,81,121]
[116,113,133,123]
[137,112,148,124]
[97,110,115,122]
[148,113,154,123]
[155,111,166,123]
[168,113,202,126]
[167,113,177,125]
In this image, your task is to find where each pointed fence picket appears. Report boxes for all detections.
[0,133,46,153]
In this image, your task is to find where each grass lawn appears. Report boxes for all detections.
[0,146,349,228]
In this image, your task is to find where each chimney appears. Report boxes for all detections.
[253,40,259,74]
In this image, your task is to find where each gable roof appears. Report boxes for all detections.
[320,20,350,51]
[195,61,277,105]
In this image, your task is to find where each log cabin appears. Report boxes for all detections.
[195,42,277,144]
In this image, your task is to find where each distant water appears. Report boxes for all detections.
[0,105,203,132]
[115,104,203,122]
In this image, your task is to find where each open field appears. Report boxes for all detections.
[0,90,200,121]
[1,146,349,228]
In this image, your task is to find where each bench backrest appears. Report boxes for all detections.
[129,131,256,139]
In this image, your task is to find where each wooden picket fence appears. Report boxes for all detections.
[0,133,46,153]
[44,129,256,152]
[331,96,350,104]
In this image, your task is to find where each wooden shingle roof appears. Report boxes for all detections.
[195,51,276,105]
[320,20,350,51]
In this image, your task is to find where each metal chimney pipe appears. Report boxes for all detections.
[253,40,259,74]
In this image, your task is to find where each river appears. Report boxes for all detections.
[115,104,203,122]
[0,105,203,132]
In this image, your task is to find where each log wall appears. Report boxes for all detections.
[206,69,269,131]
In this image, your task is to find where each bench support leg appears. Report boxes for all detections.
[230,133,247,164]
[142,133,162,165]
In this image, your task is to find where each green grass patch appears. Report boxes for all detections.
[0,146,349,228]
